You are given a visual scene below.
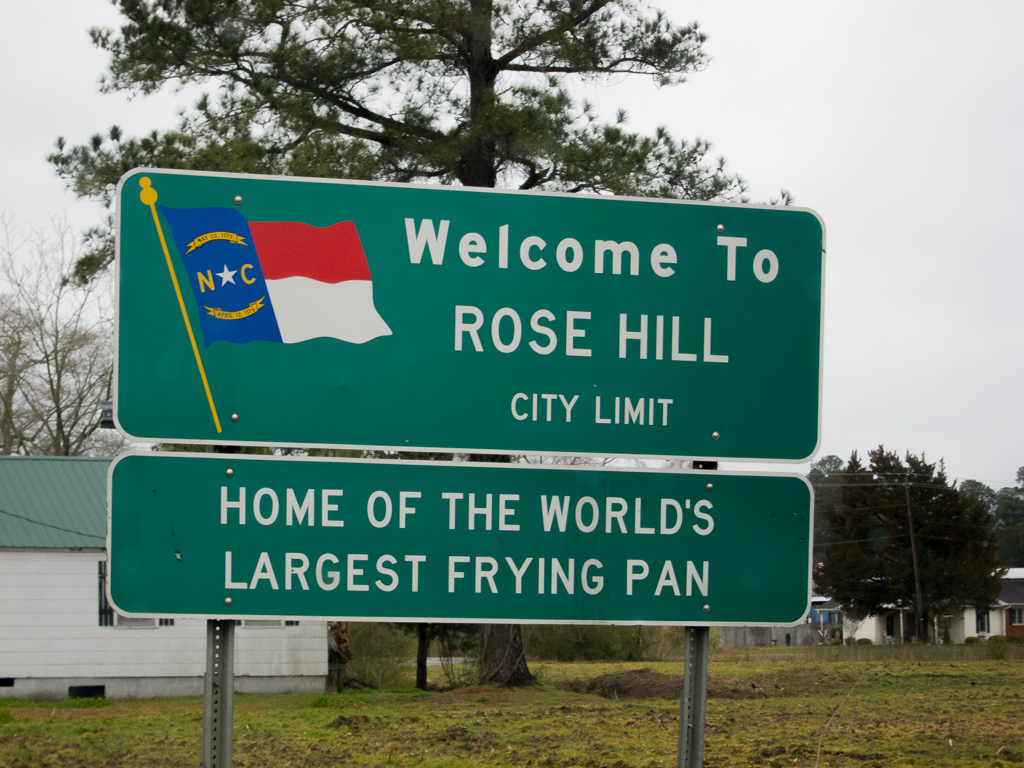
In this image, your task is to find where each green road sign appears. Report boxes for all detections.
[115,169,824,461]
[107,454,813,626]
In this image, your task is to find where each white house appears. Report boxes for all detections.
[843,572,1024,644]
[0,456,328,700]
[999,568,1024,639]
[846,605,1006,645]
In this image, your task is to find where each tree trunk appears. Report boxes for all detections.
[478,624,536,687]
[457,0,498,189]
[460,3,533,688]
[416,624,431,690]
[466,454,534,686]
[327,621,352,692]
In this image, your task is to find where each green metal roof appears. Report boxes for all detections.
[0,457,110,548]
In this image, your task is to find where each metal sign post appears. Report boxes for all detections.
[202,619,234,768]
[677,461,716,766]
[677,621,710,767]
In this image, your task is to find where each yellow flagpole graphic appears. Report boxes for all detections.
[139,176,222,433]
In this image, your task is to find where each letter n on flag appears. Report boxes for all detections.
[158,205,391,347]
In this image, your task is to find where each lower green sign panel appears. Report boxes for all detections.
[107,454,813,626]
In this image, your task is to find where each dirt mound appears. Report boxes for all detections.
[563,668,686,700]
[561,668,809,701]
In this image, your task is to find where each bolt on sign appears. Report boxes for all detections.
[107,454,814,625]
[116,169,825,462]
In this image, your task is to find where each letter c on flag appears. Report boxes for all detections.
[241,264,256,284]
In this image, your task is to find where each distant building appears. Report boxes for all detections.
[715,597,840,648]
[0,456,327,700]
[1000,567,1024,640]
[842,568,1024,644]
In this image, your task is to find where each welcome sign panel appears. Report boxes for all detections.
[115,169,825,461]
[107,454,814,625]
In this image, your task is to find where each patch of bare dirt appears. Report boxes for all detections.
[562,668,813,701]
[562,668,686,700]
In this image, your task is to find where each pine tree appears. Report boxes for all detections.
[960,470,1024,567]
[994,468,1024,566]
[50,0,745,284]
[807,454,844,563]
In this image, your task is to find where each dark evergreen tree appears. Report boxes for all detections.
[814,447,1003,642]
[993,468,1024,566]
[949,473,1024,567]
[807,454,844,564]
[959,479,997,514]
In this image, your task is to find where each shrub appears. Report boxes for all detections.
[431,624,479,689]
[709,627,723,650]
[987,636,1009,659]
[964,636,981,645]
[524,625,697,662]
[856,638,873,645]
[525,625,636,661]
[1005,635,1024,644]
[347,623,417,689]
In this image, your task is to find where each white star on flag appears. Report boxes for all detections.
[216,265,237,285]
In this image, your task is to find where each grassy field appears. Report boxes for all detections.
[1,647,1023,768]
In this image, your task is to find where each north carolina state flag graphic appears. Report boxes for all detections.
[159,206,391,346]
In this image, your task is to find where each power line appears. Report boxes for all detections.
[0,506,105,541]
[823,532,995,546]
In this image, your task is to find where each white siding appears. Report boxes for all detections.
[943,611,967,644]
[991,608,1006,636]
[869,616,887,644]
[0,550,327,680]
[961,606,1004,640]
[848,615,891,644]
[849,612,916,644]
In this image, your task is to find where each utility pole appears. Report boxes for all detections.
[905,480,926,642]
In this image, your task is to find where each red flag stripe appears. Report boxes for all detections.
[249,221,372,283]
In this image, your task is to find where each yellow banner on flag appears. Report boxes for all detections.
[203,297,265,321]
[185,231,247,253]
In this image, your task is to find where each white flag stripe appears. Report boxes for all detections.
[265,277,392,344]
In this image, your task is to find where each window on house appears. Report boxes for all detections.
[1010,608,1023,626]
[98,561,114,627]
[159,618,175,626]
[976,610,989,634]
[285,620,300,626]
[886,615,895,636]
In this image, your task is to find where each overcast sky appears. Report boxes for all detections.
[1,1,1021,489]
